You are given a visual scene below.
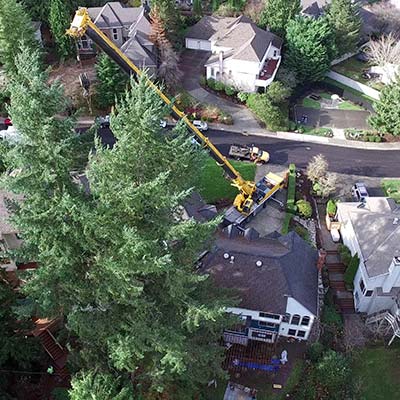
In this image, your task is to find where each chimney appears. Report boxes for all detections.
[383,255,400,293]
[219,51,224,75]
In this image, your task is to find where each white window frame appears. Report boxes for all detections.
[112,28,118,41]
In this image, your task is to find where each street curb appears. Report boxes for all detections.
[209,123,400,151]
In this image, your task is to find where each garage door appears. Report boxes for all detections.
[186,38,211,51]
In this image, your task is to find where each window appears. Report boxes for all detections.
[79,35,89,49]
[259,321,277,328]
[259,312,280,320]
[282,313,290,323]
[360,279,365,293]
[288,329,296,336]
[297,330,306,338]
[273,50,277,57]
[112,28,118,41]
[210,68,214,77]
[365,290,374,297]
[291,314,300,325]
[251,331,273,340]
[301,316,310,326]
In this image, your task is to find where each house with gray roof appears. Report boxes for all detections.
[185,15,282,92]
[301,0,330,17]
[201,231,319,344]
[78,2,157,74]
[337,197,400,315]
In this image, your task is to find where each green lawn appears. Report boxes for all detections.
[299,125,332,137]
[338,101,364,111]
[352,346,400,400]
[301,97,320,109]
[323,77,376,104]
[332,57,369,84]
[382,179,400,203]
[198,158,256,203]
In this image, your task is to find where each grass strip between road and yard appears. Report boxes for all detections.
[198,157,256,204]
[282,163,296,234]
[382,179,400,204]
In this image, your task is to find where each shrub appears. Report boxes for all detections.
[206,78,216,90]
[344,254,359,287]
[224,85,236,96]
[296,199,312,218]
[322,302,343,330]
[315,351,351,398]
[286,163,296,214]
[338,244,352,267]
[307,342,325,363]
[374,135,382,142]
[237,91,248,102]
[281,212,293,235]
[214,81,225,91]
[289,121,297,131]
[199,76,206,86]
[368,135,375,142]
[218,112,233,125]
[266,81,292,104]
[326,199,337,217]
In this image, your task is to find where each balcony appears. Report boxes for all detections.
[255,58,280,88]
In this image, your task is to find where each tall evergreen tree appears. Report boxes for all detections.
[326,0,361,56]
[67,74,233,398]
[4,44,234,399]
[95,53,129,109]
[369,78,400,136]
[0,0,38,75]
[193,0,202,17]
[284,16,336,84]
[49,0,74,60]
[259,0,301,38]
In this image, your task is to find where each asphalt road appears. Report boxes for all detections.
[94,127,400,178]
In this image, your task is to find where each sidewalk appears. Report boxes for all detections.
[76,116,400,151]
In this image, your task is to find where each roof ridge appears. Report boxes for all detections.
[109,2,124,27]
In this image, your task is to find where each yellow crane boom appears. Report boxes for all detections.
[67,8,256,213]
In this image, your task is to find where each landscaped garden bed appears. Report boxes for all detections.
[295,125,333,137]
[300,91,365,111]
[175,89,233,125]
[382,179,400,203]
[345,128,383,142]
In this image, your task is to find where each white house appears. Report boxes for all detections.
[0,190,23,272]
[201,231,319,344]
[337,197,400,315]
[78,2,157,74]
[185,16,283,93]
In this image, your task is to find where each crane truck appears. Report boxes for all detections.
[66,8,285,224]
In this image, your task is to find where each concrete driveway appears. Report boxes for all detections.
[295,106,371,129]
[180,49,262,132]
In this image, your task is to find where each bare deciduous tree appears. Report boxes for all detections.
[158,43,182,90]
[366,33,400,67]
[306,154,328,184]
[318,172,337,198]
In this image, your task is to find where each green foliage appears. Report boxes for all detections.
[266,81,292,104]
[246,93,288,130]
[193,0,202,16]
[344,254,359,287]
[237,91,248,102]
[214,80,225,91]
[382,179,400,204]
[69,371,134,400]
[281,212,293,235]
[3,47,234,399]
[315,350,351,399]
[282,164,296,234]
[338,244,352,267]
[224,85,236,96]
[307,342,325,363]
[95,53,129,109]
[322,302,343,330]
[259,0,301,38]
[326,0,361,56]
[51,388,70,400]
[49,0,74,60]
[0,0,39,76]
[326,199,337,216]
[206,78,216,90]
[296,199,312,218]
[369,78,400,136]
[211,0,221,12]
[285,16,337,85]
[199,75,207,86]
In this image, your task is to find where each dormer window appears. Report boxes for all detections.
[112,28,118,41]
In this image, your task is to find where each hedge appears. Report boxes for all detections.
[282,163,296,234]
[344,254,359,287]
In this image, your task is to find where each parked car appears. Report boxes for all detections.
[0,126,21,144]
[351,182,369,202]
[192,120,208,131]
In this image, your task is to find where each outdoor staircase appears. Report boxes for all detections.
[38,329,66,363]
[365,309,400,345]
[336,297,356,314]
[326,262,346,273]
